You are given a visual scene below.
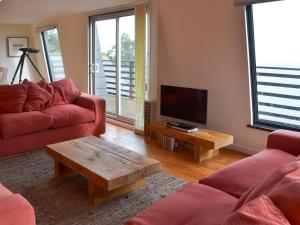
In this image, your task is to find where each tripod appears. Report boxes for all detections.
[11,48,45,84]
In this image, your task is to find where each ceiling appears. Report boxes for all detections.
[0,0,140,24]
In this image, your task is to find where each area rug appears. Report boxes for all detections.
[0,150,187,225]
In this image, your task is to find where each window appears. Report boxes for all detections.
[246,0,300,131]
[41,28,65,82]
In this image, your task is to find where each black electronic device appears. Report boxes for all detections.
[166,121,198,133]
[160,85,208,125]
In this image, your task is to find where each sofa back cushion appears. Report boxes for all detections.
[199,149,296,198]
[234,160,300,210]
[268,169,300,224]
[223,195,290,225]
[51,78,81,104]
[0,84,27,113]
[22,80,51,112]
[37,80,66,108]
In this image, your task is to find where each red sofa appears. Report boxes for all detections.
[126,130,300,225]
[0,183,35,225]
[0,93,105,158]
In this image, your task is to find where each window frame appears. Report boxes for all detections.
[40,27,64,82]
[246,5,300,132]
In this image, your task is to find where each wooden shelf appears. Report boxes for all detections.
[149,121,234,163]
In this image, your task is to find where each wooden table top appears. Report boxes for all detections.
[46,136,161,191]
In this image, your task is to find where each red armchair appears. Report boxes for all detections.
[0,183,35,225]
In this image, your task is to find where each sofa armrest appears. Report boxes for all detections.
[75,93,105,112]
[74,93,106,136]
[267,130,300,156]
[0,194,35,225]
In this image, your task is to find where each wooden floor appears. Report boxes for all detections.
[102,123,249,182]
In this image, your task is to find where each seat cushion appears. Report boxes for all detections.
[0,111,53,138]
[200,149,296,198]
[0,84,27,113]
[125,183,237,225]
[43,104,95,129]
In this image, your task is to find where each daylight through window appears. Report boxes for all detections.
[247,0,300,131]
[41,28,65,82]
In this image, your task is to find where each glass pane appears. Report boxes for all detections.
[252,0,300,129]
[119,15,136,120]
[96,19,117,115]
[43,29,65,81]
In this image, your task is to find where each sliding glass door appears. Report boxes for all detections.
[90,10,136,124]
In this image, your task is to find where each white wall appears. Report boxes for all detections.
[27,0,270,153]
[32,13,89,92]
[151,0,269,153]
[0,23,38,83]
[58,14,89,92]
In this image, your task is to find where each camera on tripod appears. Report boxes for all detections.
[11,48,45,84]
[19,48,40,54]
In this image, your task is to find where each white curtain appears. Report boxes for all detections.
[235,0,283,6]
[0,67,8,85]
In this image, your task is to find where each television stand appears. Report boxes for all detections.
[149,121,234,163]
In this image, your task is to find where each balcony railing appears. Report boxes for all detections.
[256,66,300,128]
[49,53,65,81]
[47,56,136,99]
[103,60,135,99]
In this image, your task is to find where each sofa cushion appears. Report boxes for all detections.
[125,183,237,225]
[0,84,27,113]
[268,167,300,224]
[37,80,67,107]
[199,149,296,198]
[234,160,300,210]
[51,78,81,103]
[22,80,51,112]
[0,111,53,139]
[0,183,12,198]
[223,195,290,225]
[43,104,95,129]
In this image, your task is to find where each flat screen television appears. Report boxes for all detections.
[160,85,208,124]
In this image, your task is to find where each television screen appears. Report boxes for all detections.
[160,85,208,124]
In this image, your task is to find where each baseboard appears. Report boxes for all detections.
[228,144,261,155]
[106,118,135,131]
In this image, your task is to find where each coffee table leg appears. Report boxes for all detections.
[54,160,76,180]
[88,178,147,205]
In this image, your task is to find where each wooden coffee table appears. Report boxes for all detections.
[46,136,161,205]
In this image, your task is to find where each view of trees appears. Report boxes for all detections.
[46,30,60,53]
[105,33,135,62]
